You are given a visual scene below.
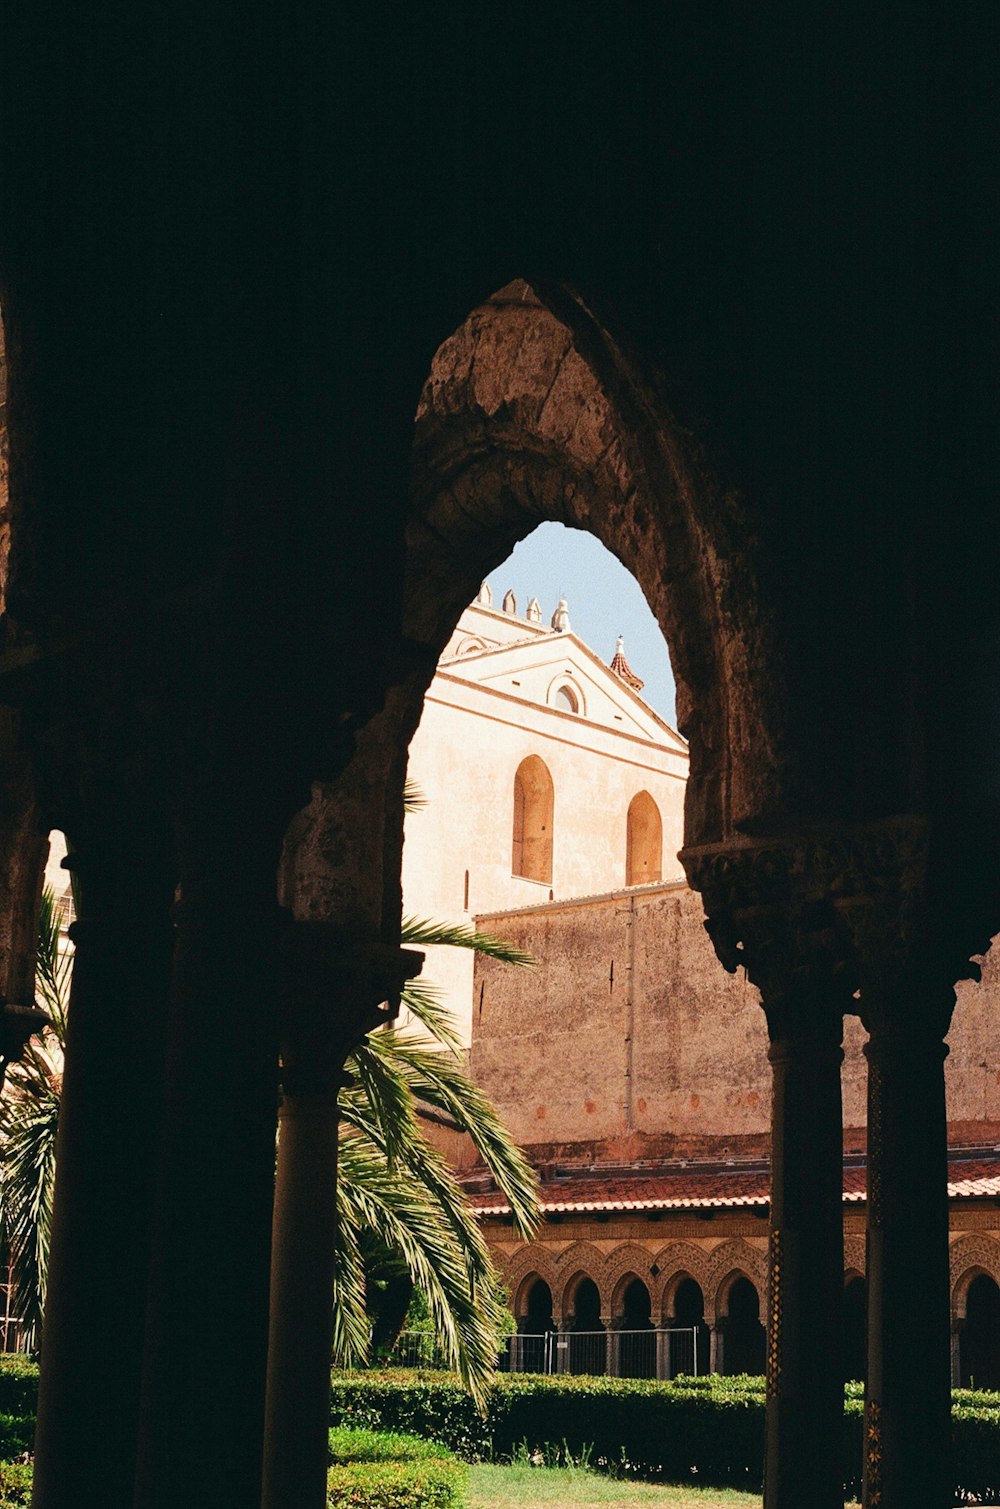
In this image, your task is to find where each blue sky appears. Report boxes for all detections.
[486,522,677,725]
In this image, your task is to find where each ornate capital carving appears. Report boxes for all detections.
[278,922,423,1088]
[683,817,992,1038]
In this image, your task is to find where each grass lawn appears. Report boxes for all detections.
[467,1462,864,1507]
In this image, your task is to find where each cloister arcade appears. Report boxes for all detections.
[0,12,996,1509]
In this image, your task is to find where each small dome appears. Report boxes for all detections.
[550,596,571,632]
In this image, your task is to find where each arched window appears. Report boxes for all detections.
[512,756,554,883]
[625,791,662,885]
[547,675,584,715]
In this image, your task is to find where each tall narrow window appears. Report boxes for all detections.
[625,791,662,885]
[512,756,554,882]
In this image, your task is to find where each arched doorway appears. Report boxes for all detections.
[671,1274,710,1377]
[960,1273,1000,1390]
[720,1275,765,1377]
[617,1276,655,1379]
[568,1277,604,1375]
[513,1276,554,1374]
[843,1273,867,1384]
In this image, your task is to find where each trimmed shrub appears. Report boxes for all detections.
[327,1426,466,1508]
[0,1461,31,1508]
[0,1359,37,1422]
[329,1369,1000,1497]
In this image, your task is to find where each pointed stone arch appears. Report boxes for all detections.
[604,1243,661,1317]
[408,277,773,848]
[705,1239,767,1324]
[502,1245,559,1316]
[283,274,774,1003]
[654,1243,714,1317]
[950,1235,1000,1319]
[551,1241,612,1319]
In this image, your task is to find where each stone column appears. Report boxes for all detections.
[861,1013,953,1509]
[655,1325,670,1380]
[133,828,287,1509]
[604,1316,619,1377]
[709,1320,723,1375]
[836,817,987,1509]
[553,1321,571,1374]
[951,1317,963,1389]
[261,928,422,1509]
[682,833,858,1509]
[32,815,176,1509]
[763,998,846,1509]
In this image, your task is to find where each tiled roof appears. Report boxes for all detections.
[467,1154,1000,1217]
[609,642,644,691]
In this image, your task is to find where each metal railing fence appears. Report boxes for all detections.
[381,1325,700,1379]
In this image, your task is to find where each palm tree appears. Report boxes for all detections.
[0,887,539,1404]
[0,887,69,1348]
[332,915,539,1405]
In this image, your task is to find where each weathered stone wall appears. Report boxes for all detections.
[471,883,1000,1161]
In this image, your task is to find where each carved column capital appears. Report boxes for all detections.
[278,922,424,1096]
[683,816,993,1039]
[680,829,861,1035]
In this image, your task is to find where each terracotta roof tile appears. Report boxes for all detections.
[467,1153,1000,1217]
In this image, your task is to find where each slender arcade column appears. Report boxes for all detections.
[133,832,286,1509]
[261,930,422,1509]
[764,997,846,1509]
[862,1014,952,1509]
[681,833,860,1508]
[32,817,176,1509]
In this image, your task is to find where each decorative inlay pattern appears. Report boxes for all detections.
[767,1228,783,1396]
[864,1397,882,1506]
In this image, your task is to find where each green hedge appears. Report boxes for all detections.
[329,1369,1000,1498]
[327,1426,466,1508]
[0,1461,31,1509]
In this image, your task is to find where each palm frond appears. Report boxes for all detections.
[0,1087,59,1346]
[362,1029,539,1239]
[397,978,465,1055]
[336,1129,504,1408]
[403,781,427,813]
[401,916,535,968]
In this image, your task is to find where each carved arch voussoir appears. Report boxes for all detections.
[654,1243,714,1317]
[950,1235,1000,1318]
[705,1238,768,1323]
[603,1242,662,1316]
[500,1246,559,1315]
[550,1240,613,1318]
[843,1235,866,1278]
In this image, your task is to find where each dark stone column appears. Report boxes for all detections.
[260,929,422,1509]
[133,829,286,1509]
[32,817,176,1509]
[764,999,846,1509]
[682,833,859,1509]
[862,1015,952,1509]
